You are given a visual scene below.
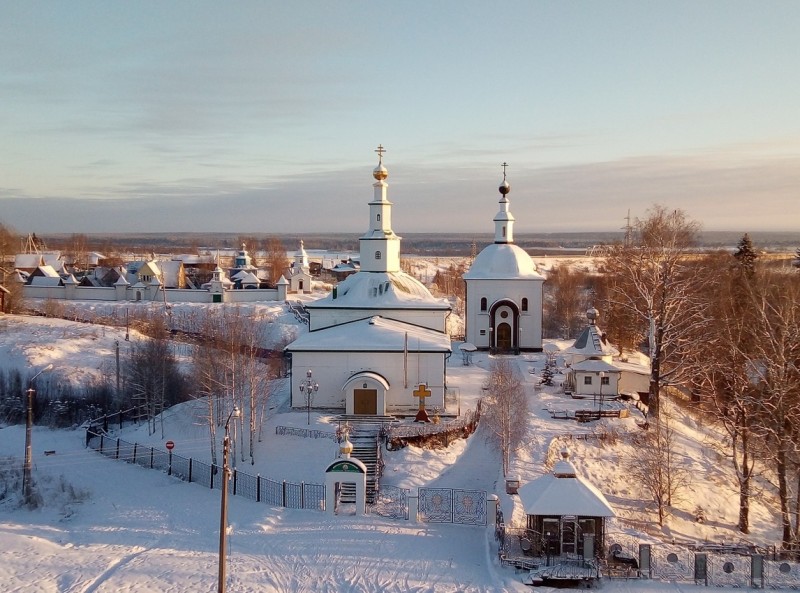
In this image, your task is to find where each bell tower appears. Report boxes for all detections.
[360,145,401,272]
[493,162,515,244]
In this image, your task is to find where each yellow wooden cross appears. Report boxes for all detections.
[413,383,431,410]
[413,383,432,423]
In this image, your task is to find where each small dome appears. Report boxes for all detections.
[373,164,388,181]
[340,436,354,458]
[587,308,599,324]
[499,180,510,195]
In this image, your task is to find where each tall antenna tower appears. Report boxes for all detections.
[622,209,633,247]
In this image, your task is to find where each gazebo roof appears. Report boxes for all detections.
[518,450,615,518]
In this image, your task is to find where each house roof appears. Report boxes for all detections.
[518,451,615,518]
[237,271,261,284]
[285,315,451,353]
[14,254,43,269]
[35,265,60,278]
[561,308,618,358]
[570,359,620,373]
[137,261,162,278]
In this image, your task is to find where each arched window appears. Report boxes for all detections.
[375,251,381,260]
[480,297,487,311]
[377,214,381,222]
[522,298,528,311]
[502,226,506,238]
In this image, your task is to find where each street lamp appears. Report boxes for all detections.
[218,405,240,593]
[598,371,606,415]
[23,363,53,507]
[298,369,319,426]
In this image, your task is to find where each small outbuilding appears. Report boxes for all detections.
[518,449,615,559]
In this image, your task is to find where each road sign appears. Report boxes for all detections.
[165,440,175,451]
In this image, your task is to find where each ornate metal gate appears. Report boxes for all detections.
[418,487,487,525]
[369,485,408,519]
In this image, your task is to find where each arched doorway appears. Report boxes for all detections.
[490,300,520,354]
[343,372,390,415]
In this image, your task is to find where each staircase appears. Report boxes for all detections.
[334,415,395,504]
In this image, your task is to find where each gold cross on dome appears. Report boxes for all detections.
[375,144,386,164]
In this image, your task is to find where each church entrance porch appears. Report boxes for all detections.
[344,372,389,416]
[353,389,378,415]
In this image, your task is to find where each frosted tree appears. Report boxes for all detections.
[482,358,528,476]
[603,205,707,418]
[686,252,766,533]
[627,408,690,526]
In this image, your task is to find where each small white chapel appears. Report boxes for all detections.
[285,147,452,417]
[462,165,545,353]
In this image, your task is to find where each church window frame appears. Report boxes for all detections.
[375,250,382,260]
[377,213,381,222]
[480,297,487,312]
[522,298,528,311]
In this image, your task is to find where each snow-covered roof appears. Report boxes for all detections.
[237,271,261,284]
[463,243,544,280]
[285,315,451,353]
[518,451,615,518]
[137,261,162,278]
[36,265,60,278]
[14,254,43,269]
[570,359,619,373]
[561,308,618,358]
[306,271,450,311]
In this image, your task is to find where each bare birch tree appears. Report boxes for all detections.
[743,270,800,550]
[482,358,528,476]
[628,408,691,526]
[685,252,769,533]
[602,205,706,418]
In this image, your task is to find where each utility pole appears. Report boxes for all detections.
[23,363,53,507]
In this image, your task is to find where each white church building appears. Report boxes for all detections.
[285,148,452,416]
[462,167,545,353]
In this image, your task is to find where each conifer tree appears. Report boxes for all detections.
[733,233,758,277]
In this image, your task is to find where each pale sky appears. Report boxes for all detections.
[1,1,798,235]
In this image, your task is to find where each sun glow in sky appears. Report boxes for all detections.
[1,1,799,234]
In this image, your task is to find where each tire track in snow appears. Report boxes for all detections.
[62,547,148,593]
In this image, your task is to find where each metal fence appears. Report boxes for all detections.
[636,542,800,588]
[85,427,487,526]
[86,429,326,511]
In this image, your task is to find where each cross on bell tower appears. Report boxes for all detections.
[375,144,386,165]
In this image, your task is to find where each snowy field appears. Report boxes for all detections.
[0,309,786,592]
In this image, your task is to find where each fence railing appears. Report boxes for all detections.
[86,428,325,511]
[275,425,337,441]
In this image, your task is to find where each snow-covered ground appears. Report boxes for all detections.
[0,308,786,591]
